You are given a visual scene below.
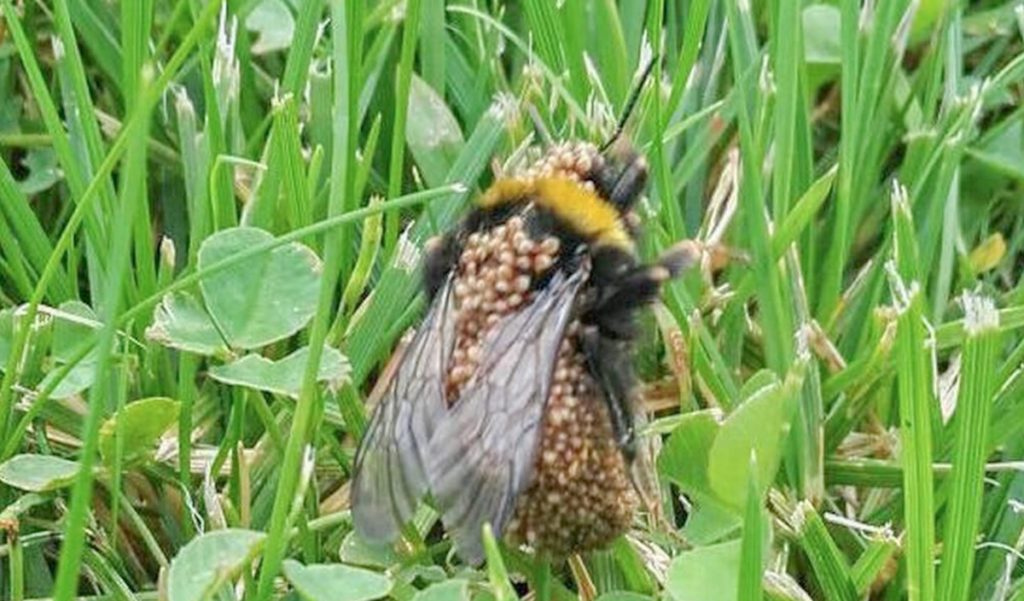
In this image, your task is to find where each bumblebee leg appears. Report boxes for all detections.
[580,325,638,461]
[586,240,700,339]
[656,240,702,277]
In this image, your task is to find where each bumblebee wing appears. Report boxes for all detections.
[426,269,586,563]
[351,276,456,543]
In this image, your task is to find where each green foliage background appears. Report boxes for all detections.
[1,1,1024,600]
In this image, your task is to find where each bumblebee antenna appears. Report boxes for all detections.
[600,55,657,152]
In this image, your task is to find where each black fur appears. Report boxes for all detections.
[587,149,648,210]
[423,233,461,300]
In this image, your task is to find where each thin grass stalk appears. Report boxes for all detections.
[52,0,121,221]
[648,0,686,241]
[282,0,324,96]
[419,0,446,92]
[0,161,73,301]
[384,0,422,255]
[6,528,23,601]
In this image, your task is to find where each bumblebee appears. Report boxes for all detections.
[351,140,698,563]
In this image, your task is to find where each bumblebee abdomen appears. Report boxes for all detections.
[505,323,638,555]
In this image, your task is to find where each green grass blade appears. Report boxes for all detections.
[282,0,325,96]
[936,294,1002,601]
[851,532,901,597]
[889,182,937,601]
[792,502,858,601]
[384,0,423,255]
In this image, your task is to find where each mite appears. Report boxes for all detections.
[351,139,698,564]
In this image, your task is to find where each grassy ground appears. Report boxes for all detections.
[1,1,1024,600]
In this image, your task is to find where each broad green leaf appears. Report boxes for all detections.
[207,346,351,398]
[665,541,741,601]
[0,492,49,520]
[146,291,229,356]
[657,410,722,495]
[803,4,840,64]
[405,74,464,187]
[198,227,321,349]
[338,531,398,568]
[681,496,743,546]
[412,580,471,601]
[708,371,801,510]
[282,559,392,601]
[0,454,80,492]
[246,0,295,54]
[167,529,266,601]
[52,300,98,362]
[98,397,180,465]
[16,148,61,195]
[39,359,97,400]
